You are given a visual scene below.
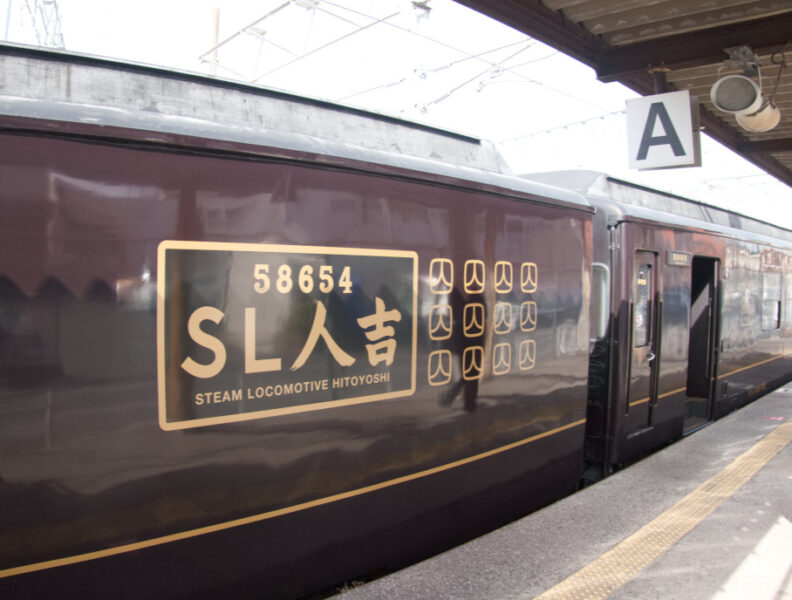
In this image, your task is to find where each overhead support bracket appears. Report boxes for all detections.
[648,66,670,94]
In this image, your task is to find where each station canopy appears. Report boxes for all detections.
[456,0,792,188]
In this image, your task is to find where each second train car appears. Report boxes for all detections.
[528,170,792,480]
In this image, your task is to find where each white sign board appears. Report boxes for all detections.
[626,90,700,170]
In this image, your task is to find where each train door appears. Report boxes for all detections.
[684,256,719,432]
[627,251,659,432]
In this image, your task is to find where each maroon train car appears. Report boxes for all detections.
[528,171,792,479]
[0,46,592,598]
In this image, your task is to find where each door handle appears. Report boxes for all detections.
[647,352,656,362]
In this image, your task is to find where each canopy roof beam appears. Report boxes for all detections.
[597,13,792,82]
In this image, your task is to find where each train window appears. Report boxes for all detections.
[590,263,610,340]
[762,272,781,330]
[786,276,792,325]
[634,264,652,347]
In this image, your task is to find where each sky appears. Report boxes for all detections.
[3,0,791,226]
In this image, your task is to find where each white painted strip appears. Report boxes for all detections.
[712,516,792,600]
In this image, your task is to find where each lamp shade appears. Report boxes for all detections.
[736,103,781,133]
[710,75,762,114]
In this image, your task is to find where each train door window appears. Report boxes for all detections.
[590,263,610,340]
[762,272,781,330]
[634,263,652,346]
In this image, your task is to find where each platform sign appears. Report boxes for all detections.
[157,241,417,430]
[626,90,701,170]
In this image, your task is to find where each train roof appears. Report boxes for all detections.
[523,170,792,248]
[0,43,587,212]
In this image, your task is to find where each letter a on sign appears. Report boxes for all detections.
[626,90,700,170]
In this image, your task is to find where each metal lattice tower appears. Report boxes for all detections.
[22,0,65,48]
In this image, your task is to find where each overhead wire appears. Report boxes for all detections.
[206,61,253,81]
[506,52,562,69]
[499,110,626,144]
[251,9,400,82]
[199,1,292,63]
[311,2,611,112]
[206,1,616,119]
[248,31,300,59]
[318,0,529,71]
[423,42,533,108]
[337,39,531,102]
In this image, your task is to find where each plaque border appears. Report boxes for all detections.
[157,240,418,430]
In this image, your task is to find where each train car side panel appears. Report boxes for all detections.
[0,132,591,597]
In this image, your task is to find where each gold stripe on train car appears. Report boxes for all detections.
[628,353,791,408]
[0,418,586,579]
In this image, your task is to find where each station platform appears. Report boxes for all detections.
[333,387,792,600]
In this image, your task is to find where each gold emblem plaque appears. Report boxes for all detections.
[158,241,417,430]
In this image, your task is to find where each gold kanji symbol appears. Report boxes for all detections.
[428,350,452,386]
[520,301,537,332]
[357,296,402,366]
[430,258,453,294]
[463,346,483,380]
[519,339,536,370]
[521,262,538,293]
[290,301,356,371]
[429,304,453,340]
[464,303,485,338]
[494,302,512,334]
[464,260,485,294]
[494,261,513,294]
[493,342,511,375]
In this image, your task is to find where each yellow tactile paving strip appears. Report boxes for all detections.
[534,417,792,600]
